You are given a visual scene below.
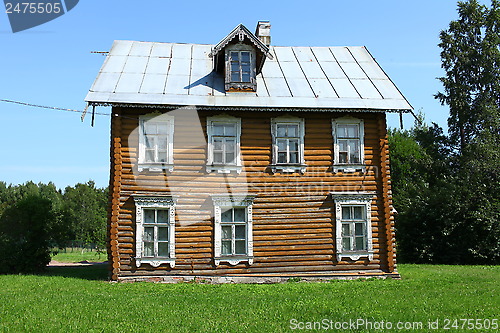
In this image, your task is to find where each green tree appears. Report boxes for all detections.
[62,181,107,250]
[436,0,500,153]
[436,0,500,263]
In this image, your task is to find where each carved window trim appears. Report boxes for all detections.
[332,117,365,173]
[206,115,242,174]
[224,44,256,91]
[331,192,374,261]
[138,114,175,172]
[133,195,176,268]
[270,116,306,174]
[211,195,256,266]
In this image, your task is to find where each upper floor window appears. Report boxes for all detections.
[138,114,174,172]
[332,117,365,173]
[206,115,242,174]
[225,45,256,91]
[133,196,176,268]
[271,117,306,174]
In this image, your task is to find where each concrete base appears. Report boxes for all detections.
[117,271,401,284]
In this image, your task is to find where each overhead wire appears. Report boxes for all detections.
[0,98,142,122]
[0,99,111,116]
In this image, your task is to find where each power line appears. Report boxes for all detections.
[0,99,111,116]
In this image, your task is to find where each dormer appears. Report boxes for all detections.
[209,22,273,92]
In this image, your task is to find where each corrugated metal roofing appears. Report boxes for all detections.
[85,40,412,111]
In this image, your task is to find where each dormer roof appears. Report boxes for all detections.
[209,24,273,75]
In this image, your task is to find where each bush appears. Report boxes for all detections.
[0,195,54,274]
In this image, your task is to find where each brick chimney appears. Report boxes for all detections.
[255,21,271,46]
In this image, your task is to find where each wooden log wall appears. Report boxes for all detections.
[109,107,397,279]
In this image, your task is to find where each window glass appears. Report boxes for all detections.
[353,207,363,220]
[222,225,232,239]
[144,210,155,223]
[144,227,154,242]
[240,52,250,62]
[287,125,298,137]
[158,243,169,257]
[235,225,246,238]
[158,227,169,241]
[342,207,351,220]
[355,237,365,250]
[222,241,232,255]
[221,209,232,222]
[277,124,286,137]
[342,237,351,251]
[234,208,246,222]
[144,243,154,257]
[235,241,246,254]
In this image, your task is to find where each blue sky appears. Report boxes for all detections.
[0,0,485,188]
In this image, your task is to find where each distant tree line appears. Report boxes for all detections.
[390,0,499,264]
[0,181,107,273]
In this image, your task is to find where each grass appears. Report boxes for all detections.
[0,265,498,332]
[51,248,106,263]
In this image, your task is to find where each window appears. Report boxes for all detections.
[133,196,176,268]
[331,192,374,261]
[212,195,256,266]
[206,115,242,174]
[332,117,365,173]
[139,114,174,172]
[271,117,306,173]
[224,45,256,91]
[221,208,247,256]
[230,51,252,83]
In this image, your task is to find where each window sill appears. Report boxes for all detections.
[206,165,242,174]
[333,164,365,173]
[270,164,307,174]
[215,256,254,266]
[138,163,174,172]
[337,251,373,261]
[135,257,176,268]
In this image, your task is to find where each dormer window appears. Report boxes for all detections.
[225,45,256,91]
[209,23,273,93]
[230,51,251,83]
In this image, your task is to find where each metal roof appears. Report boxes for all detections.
[85,40,412,112]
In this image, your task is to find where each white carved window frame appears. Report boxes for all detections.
[138,114,175,172]
[206,115,242,174]
[211,195,256,266]
[270,116,306,174]
[133,195,176,268]
[332,117,365,173]
[331,192,374,261]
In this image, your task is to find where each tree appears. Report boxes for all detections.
[436,0,500,154]
[62,181,107,250]
[390,0,500,264]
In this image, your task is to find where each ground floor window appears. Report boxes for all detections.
[331,192,374,261]
[211,195,256,266]
[133,196,176,268]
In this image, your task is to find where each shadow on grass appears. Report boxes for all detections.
[42,263,109,281]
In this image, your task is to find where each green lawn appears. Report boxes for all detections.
[51,249,106,263]
[0,265,498,332]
